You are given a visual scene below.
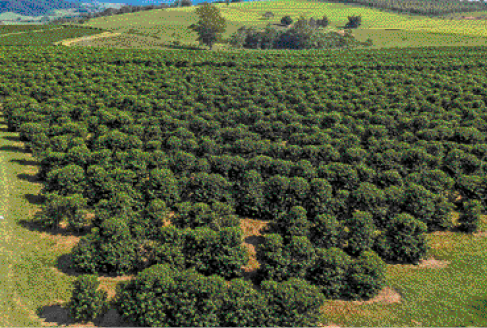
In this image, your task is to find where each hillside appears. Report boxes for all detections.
[0,0,83,17]
[71,0,487,50]
[2,0,487,327]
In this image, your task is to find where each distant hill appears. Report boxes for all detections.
[0,0,82,17]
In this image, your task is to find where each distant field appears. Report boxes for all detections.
[0,25,56,35]
[0,9,84,25]
[439,11,487,19]
[78,0,487,50]
[352,29,487,48]
[0,26,103,46]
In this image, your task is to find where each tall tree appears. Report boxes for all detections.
[188,3,226,50]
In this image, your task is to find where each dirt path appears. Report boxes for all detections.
[55,32,122,47]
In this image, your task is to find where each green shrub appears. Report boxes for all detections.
[344,15,362,29]
[277,206,310,241]
[374,213,429,264]
[208,201,240,230]
[402,183,436,227]
[184,172,235,208]
[114,264,179,326]
[173,201,239,230]
[310,213,342,249]
[70,233,100,274]
[71,216,138,275]
[344,250,386,300]
[429,195,454,232]
[170,269,226,326]
[256,233,290,282]
[283,236,316,279]
[263,175,291,219]
[261,278,326,327]
[115,264,226,326]
[67,274,108,323]
[236,169,265,217]
[145,168,180,206]
[183,226,248,279]
[153,243,186,271]
[307,178,334,217]
[350,182,386,218]
[281,15,293,26]
[220,278,270,326]
[344,211,377,256]
[306,247,352,299]
[458,199,483,233]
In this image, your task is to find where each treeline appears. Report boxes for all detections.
[319,0,487,16]
[2,46,487,325]
[48,0,240,25]
[0,0,81,17]
[48,3,173,25]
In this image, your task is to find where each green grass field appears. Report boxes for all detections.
[352,29,487,48]
[0,111,75,326]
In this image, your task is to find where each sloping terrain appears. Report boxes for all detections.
[74,0,487,50]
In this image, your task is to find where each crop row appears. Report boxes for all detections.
[0,24,62,35]
[0,26,104,46]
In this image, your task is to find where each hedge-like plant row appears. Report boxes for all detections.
[2,45,487,325]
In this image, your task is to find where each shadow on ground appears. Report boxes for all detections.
[244,235,265,246]
[0,145,29,153]
[55,253,131,279]
[17,173,40,183]
[18,212,91,238]
[38,305,132,327]
[10,158,39,166]
[3,135,21,142]
[56,253,84,278]
[24,193,45,205]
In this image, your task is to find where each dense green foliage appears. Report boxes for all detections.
[67,274,109,323]
[0,25,103,46]
[2,45,487,324]
[458,199,483,233]
[343,250,386,299]
[281,15,293,26]
[0,25,61,35]
[345,15,362,29]
[229,16,368,50]
[373,213,429,264]
[114,263,324,327]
